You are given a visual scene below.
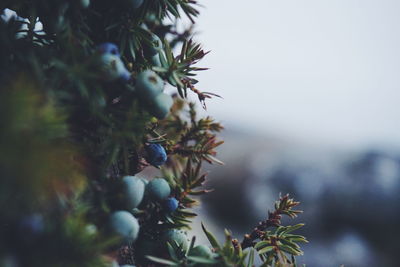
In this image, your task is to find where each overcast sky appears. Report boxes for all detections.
[193,0,400,149]
[3,2,400,148]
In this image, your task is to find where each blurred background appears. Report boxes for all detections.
[186,0,400,266]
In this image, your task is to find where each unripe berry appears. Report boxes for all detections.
[145,143,167,166]
[146,178,171,201]
[85,224,97,235]
[122,176,145,209]
[162,229,189,251]
[149,93,173,119]
[78,0,90,8]
[145,33,163,56]
[151,53,161,67]
[135,70,164,100]
[163,197,179,213]
[139,177,149,186]
[99,53,131,82]
[110,211,140,242]
[189,245,213,258]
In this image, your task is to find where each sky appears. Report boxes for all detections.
[192,0,400,149]
[3,2,400,149]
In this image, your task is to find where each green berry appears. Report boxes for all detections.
[110,211,140,242]
[149,93,173,119]
[145,33,163,56]
[146,178,171,201]
[139,177,149,186]
[79,0,90,8]
[151,53,161,67]
[135,70,164,100]
[189,245,213,258]
[85,224,97,235]
[122,176,145,209]
[162,229,189,251]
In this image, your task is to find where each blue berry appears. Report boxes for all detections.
[20,214,44,235]
[163,197,179,213]
[97,42,120,56]
[146,178,171,201]
[122,176,145,209]
[145,143,167,166]
[110,211,140,242]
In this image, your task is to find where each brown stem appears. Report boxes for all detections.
[240,210,282,249]
[240,194,294,249]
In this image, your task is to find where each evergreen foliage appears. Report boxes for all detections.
[0,1,307,266]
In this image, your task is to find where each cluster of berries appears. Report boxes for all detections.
[135,70,173,119]
[109,176,179,242]
[108,142,175,244]
[97,42,173,119]
[106,141,217,266]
